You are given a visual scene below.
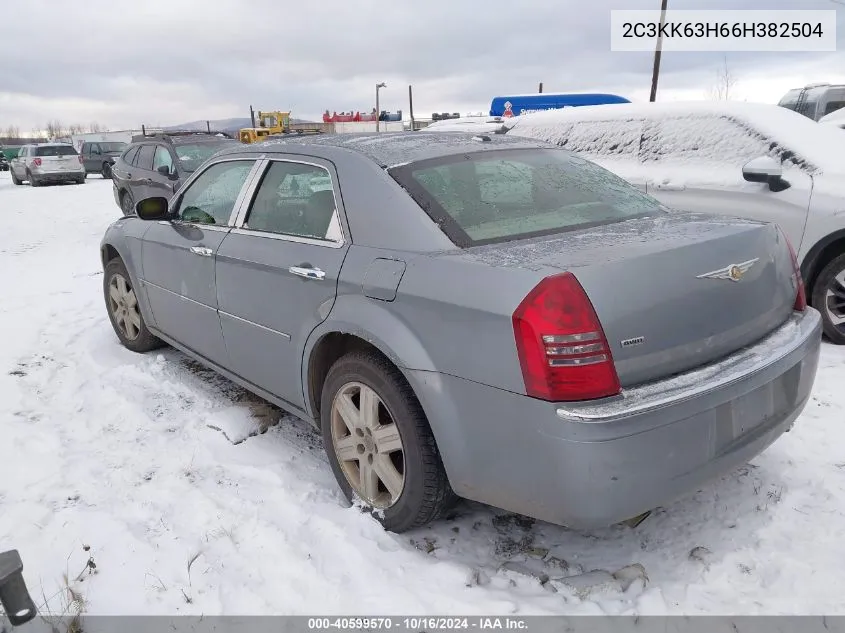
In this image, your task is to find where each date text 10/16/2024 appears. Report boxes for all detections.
[307,617,529,631]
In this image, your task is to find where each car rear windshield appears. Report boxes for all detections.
[100,142,126,152]
[35,145,78,157]
[389,148,665,247]
[174,141,235,172]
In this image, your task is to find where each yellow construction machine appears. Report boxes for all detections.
[239,110,291,144]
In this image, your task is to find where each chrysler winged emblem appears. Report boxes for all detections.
[696,258,759,283]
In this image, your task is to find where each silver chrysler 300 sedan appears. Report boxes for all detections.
[99,132,822,532]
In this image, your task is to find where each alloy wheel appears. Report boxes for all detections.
[108,273,141,340]
[330,381,406,508]
[825,269,845,334]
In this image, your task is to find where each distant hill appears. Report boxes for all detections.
[166,116,316,137]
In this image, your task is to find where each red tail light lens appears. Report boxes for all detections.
[512,272,621,402]
[32,158,42,167]
[781,228,806,312]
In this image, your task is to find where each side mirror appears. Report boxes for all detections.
[136,196,170,221]
[742,156,791,192]
[0,550,37,627]
[157,165,177,179]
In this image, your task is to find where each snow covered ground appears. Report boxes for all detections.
[1,175,844,617]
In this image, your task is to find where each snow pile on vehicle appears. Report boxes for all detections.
[819,107,845,128]
[508,101,845,175]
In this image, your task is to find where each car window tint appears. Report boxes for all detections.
[640,116,770,166]
[176,160,254,226]
[135,145,155,170]
[152,146,174,173]
[557,119,643,159]
[244,161,340,241]
[35,145,78,157]
[824,101,845,116]
[122,147,139,165]
[392,148,663,247]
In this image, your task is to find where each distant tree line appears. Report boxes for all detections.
[2,121,110,143]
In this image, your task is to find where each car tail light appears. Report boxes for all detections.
[512,272,621,402]
[781,228,806,311]
[32,158,42,167]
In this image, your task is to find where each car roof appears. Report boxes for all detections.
[215,132,556,168]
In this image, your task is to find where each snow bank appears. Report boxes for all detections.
[509,101,845,175]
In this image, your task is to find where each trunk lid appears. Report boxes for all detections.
[455,212,798,387]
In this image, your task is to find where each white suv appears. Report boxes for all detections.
[9,143,86,187]
[509,101,845,344]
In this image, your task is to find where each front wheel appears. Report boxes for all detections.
[812,253,845,344]
[120,190,135,216]
[10,170,22,185]
[320,350,454,532]
[103,258,164,353]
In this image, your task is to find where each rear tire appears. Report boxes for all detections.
[76,177,86,185]
[320,350,455,532]
[10,170,22,185]
[811,253,845,344]
[27,171,40,187]
[120,190,135,216]
[102,162,112,179]
[103,257,165,353]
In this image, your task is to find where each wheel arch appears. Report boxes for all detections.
[801,229,845,300]
[303,306,437,422]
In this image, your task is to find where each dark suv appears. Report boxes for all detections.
[80,141,126,179]
[111,131,237,216]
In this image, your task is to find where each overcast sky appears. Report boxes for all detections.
[1,0,843,131]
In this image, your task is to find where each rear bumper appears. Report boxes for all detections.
[408,308,822,529]
[31,167,84,180]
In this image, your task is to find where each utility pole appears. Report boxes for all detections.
[375,82,386,132]
[408,85,415,131]
[538,82,543,93]
[649,0,669,102]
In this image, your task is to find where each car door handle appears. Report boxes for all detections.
[289,265,326,280]
[190,246,213,257]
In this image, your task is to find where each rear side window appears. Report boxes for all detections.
[122,146,140,165]
[35,145,77,157]
[556,119,644,159]
[824,101,845,116]
[390,148,664,247]
[136,145,156,170]
[640,116,769,166]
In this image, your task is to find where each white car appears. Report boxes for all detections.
[9,143,86,187]
[508,101,845,343]
[819,107,845,129]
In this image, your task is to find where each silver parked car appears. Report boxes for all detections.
[99,133,821,532]
[509,101,845,345]
[9,143,86,186]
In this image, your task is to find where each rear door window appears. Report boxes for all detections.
[243,160,341,241]
[122,147,140,165]
[390,148,664,247]
[135,145,156,170]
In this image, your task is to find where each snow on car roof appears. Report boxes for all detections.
[509,101,844,175]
